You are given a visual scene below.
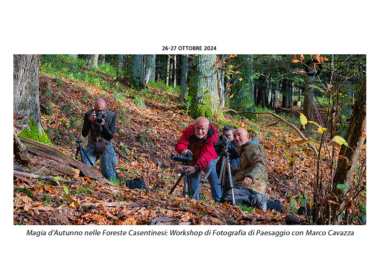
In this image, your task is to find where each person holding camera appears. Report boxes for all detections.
[214,125,240,192]
[81,98,118,180]
[228,128,269,211]
[175,117,222,201]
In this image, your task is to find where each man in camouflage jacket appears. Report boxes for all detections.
[231,128,269,211]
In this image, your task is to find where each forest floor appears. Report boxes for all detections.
[13,68,366,225]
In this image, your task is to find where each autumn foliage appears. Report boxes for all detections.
[13,55,366,225]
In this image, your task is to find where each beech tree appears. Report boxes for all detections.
[100,54,106,66]
[331,79,366,224]
[117,55,124,81]
[127,55,156,89]
[144,54,156,86]
[14,55,42,132]
[216,55,227,109]
[230,55,255,110]
[180,54,189,103]
[173,55,177,87]
[166,55,171,86]
[188,54,220,118]
[87,54,99,69]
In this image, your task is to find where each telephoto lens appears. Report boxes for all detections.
[171,151,193,163]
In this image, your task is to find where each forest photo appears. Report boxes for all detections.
[13,54,366,226]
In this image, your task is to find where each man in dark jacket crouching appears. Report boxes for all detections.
[81,98,117,180]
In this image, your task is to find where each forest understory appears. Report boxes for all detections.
[13,57,366,226]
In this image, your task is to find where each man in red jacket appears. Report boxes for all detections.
[175,117,222,201]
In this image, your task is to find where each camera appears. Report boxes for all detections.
[219,134,229,141]
[215,134,231,149]
[94,110,105,125]
[171,151,193,163]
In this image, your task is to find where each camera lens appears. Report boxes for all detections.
[95,111,103,124]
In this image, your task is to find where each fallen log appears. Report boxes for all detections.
[17,136,110,185]
[14,133,31,164]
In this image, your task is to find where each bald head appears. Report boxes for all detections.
[195,116,209,126]
[233,128,250,147]
[194,117,210,139]
[94,98,107,113]
[95,98,106,106]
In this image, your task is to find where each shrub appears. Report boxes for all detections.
[133,96,145,108]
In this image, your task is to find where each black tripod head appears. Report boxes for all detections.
[215,138,232,157]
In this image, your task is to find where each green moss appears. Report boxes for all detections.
[18,119,53,147]
[189,90,215,119]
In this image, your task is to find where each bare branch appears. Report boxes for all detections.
[223,109,318,155]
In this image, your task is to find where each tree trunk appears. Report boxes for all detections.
[127,55,144,89]
[100,54,106,66]
[216,55,226,109]
[143,55,156,88]
[87,54,99,68]
[188,54,219,118]
[282,79,293,108]
[231,55,254,110]
[166,55,171,86]
[225,70,232,98]
[173,55,177,88]
[14,54,42,132]
[298,88,302,102]
[117,55,124,81]
[180,54,189,103]
[150,55,156,82]
[257,76,267,107]
[267,79,272,107]
[271,83,280,108]
[127,55,155,89]
[303,64,318,135]
[332,79,366,224]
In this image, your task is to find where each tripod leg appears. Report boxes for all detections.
[169,172,185,194]
[80,146,94,166]
[200,155,221,185]
[226,158,236,205]
[219,157,226,185]
[183,171,188,198]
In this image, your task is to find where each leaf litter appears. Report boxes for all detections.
[14,72,366,225]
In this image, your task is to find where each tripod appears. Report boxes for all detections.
[169,165,190,198]
[76,138,94,166]
[195,142,236,205]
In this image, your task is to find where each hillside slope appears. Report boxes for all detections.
[14,56,364,225]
